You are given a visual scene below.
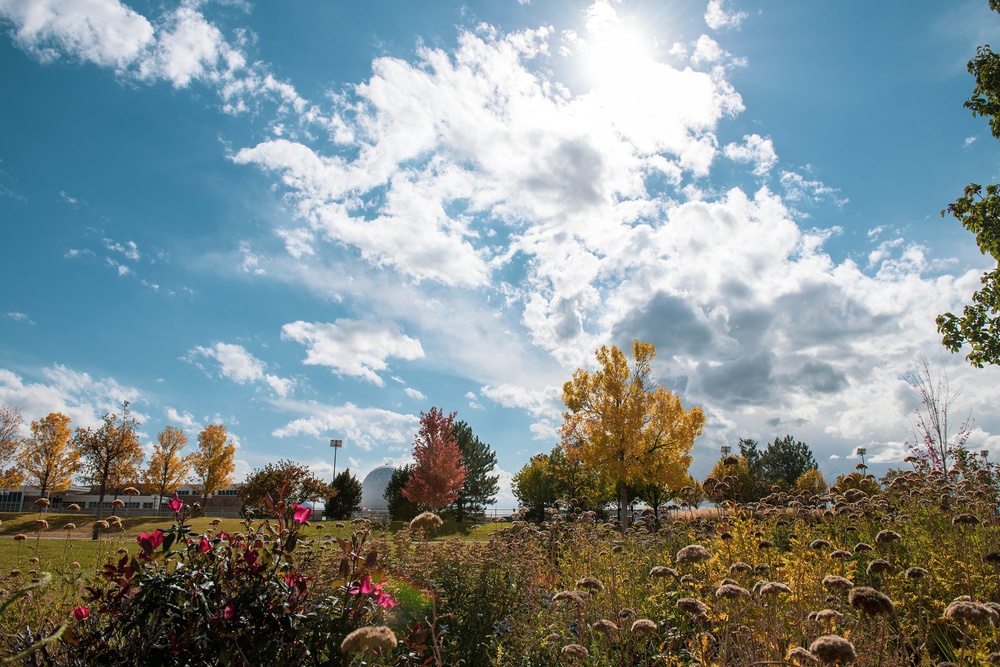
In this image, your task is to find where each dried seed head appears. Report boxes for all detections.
[715,584,750,600]
[340,626,397,654]
[676,544,711,564]
[853,542,872,553]
[822,575,854,591]
[953,513,981,526]
[560,644,589,660]
[34,498,50,507]
[33,519,48,529]
[848,586,894,615]
[111,499,125,509]
[905,567,928,580]
[810,539,831,550]
[944,600,999,625]
[576,576,604,592]
[984,552,1000,565]
[729,562,753,574]
[618,608,636,620]
[630,619,658,634]
[677,598,708,615]
[760,582,793,596]
[650,566,679,578]
[829,550,852,560]
[866,559,896,576]
[788,646,818,664]
[815,609,844,623]
[409,511,443,532]
[552,591,587,605]
[591,619,619,634]
[63,523,76,531]
[874,530,901,544]
[808,635,856,665]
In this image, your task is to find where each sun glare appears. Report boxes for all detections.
[578,5,656,90]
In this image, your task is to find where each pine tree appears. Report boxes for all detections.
[403,407,466,511]
[384,465,420,521]
[325,469,362,519]
[452,420,499,521]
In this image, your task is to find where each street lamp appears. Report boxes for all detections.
[330,439,343,481]
[981,450,990,460]
[720,445,731,457]
[856,447,866,468]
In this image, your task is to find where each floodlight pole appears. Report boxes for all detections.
[330,439,343,481]
[720,445,731,458]
[856,447,866,468]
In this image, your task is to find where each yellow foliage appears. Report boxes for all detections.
[194,424,236,501]
[561,340,705,521]
[18,412,79,496]
[143,425,194,498]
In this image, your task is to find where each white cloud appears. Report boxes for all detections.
[6,311,33,324]
[281,319,424,386]
[964,136,977,147]
[270,399,419,452]
[403,387,427,401]
[480,383,562,419]
[723,134,777,176]
[704,0,747,30]
[0,363,141,431]
[780,170,847,206]
[188,342,293,397]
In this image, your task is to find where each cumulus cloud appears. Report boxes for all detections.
[403,387,427,401]
[281,319,423,386]
[270,399,419,452]
[704,0,748,30]
[188,342,293,397]
[0,363,141,430]
[723,134,777,176]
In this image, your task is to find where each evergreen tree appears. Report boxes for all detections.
[384,465,420,521]
[759,435,817,490]
[451,420,499,521]
[325,468,362,520]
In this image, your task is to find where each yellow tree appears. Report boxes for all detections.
[562,340,705,528]
[143,425,194,515]
[19,412,79,498]
[0,403,25,490]
[75,402,145,533]
[194,424,236,512]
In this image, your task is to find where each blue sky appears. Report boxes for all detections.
[2,0,1000,507]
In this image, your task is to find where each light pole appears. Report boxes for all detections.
[981,450,990,461]
[856,447,866,468]
[720,445,731,458]
[330,439,343,482]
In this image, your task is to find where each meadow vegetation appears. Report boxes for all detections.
[2,452,1000,665]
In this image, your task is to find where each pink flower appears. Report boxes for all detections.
[73,606,89,621]
[137,529,165,554]
[224,604,235,620]
[348,575,376,596]
[197,537,211,553]
[376,590,399,609]
[292,503,312,524]
[168,493,184,514]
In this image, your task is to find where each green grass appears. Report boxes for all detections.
[0,512,510,575]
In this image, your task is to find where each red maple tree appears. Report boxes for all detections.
[403,407,467,511]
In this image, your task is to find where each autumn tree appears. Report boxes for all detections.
[402,407,466,511]
[75,402,145,535]
[937,0,1000,366]
[705,455,757,503]
[325,469,362,520]
[193,424,236,512]
[451,420,499,521]
[143,425,194,515]
[512,446,612,521]
[384,465,420,521]
[795,468,828,496]
[0,403,24,490]
[239,458,333,515]
[19,412,79,499]
[561,340,705,528]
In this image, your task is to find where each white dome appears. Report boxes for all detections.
[361,465,395,512]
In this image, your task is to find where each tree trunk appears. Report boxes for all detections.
[619,481,629,530]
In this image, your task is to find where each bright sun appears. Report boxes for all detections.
[578,4,655,90]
